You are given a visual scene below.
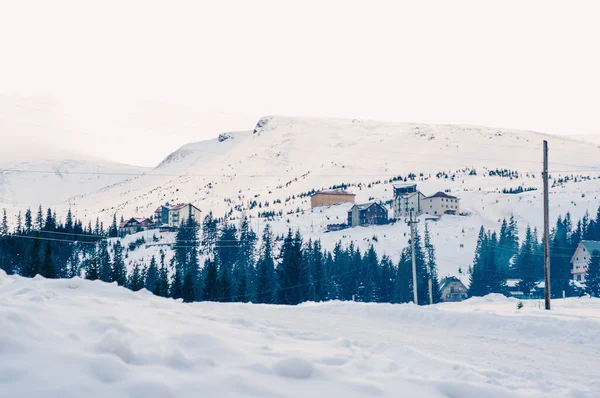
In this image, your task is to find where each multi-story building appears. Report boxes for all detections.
[393,183,425,219]
[311,189,356,208]
[422,192,460,216]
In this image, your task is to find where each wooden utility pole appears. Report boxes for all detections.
[543,140,551,310]
[406,210,419,304]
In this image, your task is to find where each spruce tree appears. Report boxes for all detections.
[109,214,119,238]
[202,258,219,301]
[145,255,159,292]
[16,211,22,235]
[86,258,99,281]
[379,255,395,303]
[25,208,32,233]
[424,223,442,303]
[111,241,127,286]
[170,268,183,299]
[468,226,488,297]
[394,247,413,303]
[35,205,44,231]
[25,234,42,277]
[516,226,537,295]
[44,208,56,231]
[41,242,56,279]
[128,263,144,291]
[98,240,112,282]
[312,240,328,301]
[1,209,8,236]
[155,260,170,297]
[182,273,196,302]
[278,229,303,305]
[586,250,600,297]
[65,208,74,234]
[201,211,218,256]
[255,224,276,303]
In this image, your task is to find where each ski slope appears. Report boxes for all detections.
[1,270,599,398]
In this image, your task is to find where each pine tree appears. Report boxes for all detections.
[236,215,256,301]
[202,258,219,301]
[216,223,238,302]
[424,223,442,303]
[394,247,413,303]
[255,224,276,303]
[312,240,328,301]
[201,211,218,255]
[41,242,56,278]
[550,216,574,298]
[170,268,183,299]
[65,208,74,234]
[15,211,22,235]
[35,205,44,231]
[155,260,170,297]
[24,208,33,233]
[1,209,8,236]
[379,255,395,303]
[86,257,99,280]
[109,214,118,238]
[585,250,600,297]
[44,208,56,231]
[145,255,159,292]
[98,240,112,282]
[359,245,379,302]
[516,226,537,295]
[278,229,303,305]
[468,226,488,297]
[182,273,196,302]
[128,263,144,291]
[25,235,42,277]
[111,241,127,286]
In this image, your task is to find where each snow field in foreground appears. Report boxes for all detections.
[1,270,599,398]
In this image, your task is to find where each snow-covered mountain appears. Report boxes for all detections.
[6,115,600,279]
[0,151,149,207]
[51,115,600,279]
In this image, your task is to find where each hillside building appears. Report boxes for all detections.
[440,276,468,302]
[571,240,600,282]
[311,189,356,208]
[154,202,202,228]
[348,202,388,227]
[393,183,425,219]
[118,217,154,235]
[422,192,460,216]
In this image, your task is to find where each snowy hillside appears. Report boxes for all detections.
[60,116,600,279]
[0,151,149,207]
[1,271,599,398]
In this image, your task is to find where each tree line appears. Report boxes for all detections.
[468,207,600,298]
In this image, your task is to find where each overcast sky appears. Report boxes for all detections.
[1,0,599,167]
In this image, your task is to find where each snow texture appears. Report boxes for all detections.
[1,270,599,397]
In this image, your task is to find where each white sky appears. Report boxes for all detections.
[1,0,599,167]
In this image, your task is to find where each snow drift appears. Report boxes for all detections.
[1,271,599,397]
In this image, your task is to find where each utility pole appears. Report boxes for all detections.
[425,221,433,305]
[543,140,551,310]
[406,210,419,304]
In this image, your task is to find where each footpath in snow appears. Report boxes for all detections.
[1,270,599,398]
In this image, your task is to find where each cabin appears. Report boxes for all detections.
[311,189,356,208]
[422,192,460,216]
[393,183,425,219]
[439,276,468,302]
[118,217,154,236]
[570,240,600,282]
[348,202,388,227]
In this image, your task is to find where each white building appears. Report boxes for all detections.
[570,240,600,282]
[154,203,202,228]
[422,192,459,216]
[393,183,425,219]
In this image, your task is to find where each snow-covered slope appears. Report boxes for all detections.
[0,151,149,207]
[1,271,599,397]
[61,116,600,279]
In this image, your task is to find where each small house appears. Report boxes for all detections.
[439,276,468,302]
[311,189,356,208]
[118,217,154,236]
[348,202,388,227]
[570,240,600,282]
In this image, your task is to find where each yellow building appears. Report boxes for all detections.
[310,189,356,208]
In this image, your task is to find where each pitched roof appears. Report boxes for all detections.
[168,203,201,212]
[350,202,386,211]
[439,276,466,291]
[581,240,600,254]
[425,191,457,200]
[313,189,355,196]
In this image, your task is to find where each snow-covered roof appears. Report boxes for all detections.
[425,191,457,200]
[350,202,386,211]
[581,240,600,254]
[313,189,355,196]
